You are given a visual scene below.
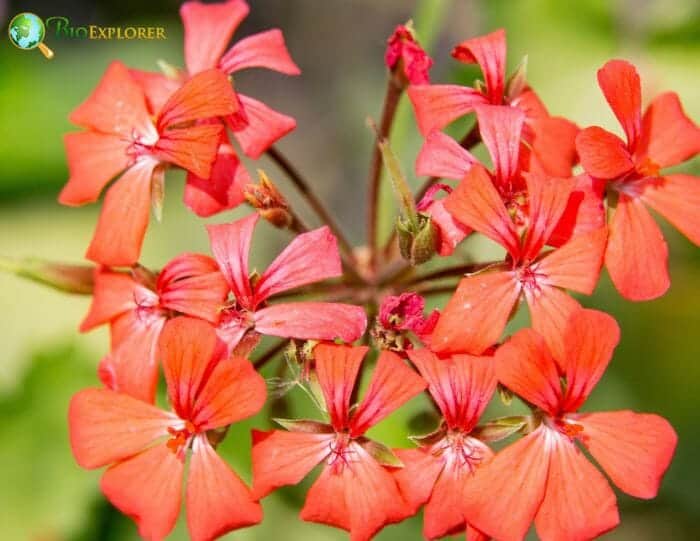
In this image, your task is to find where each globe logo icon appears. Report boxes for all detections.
[8,12,54,58]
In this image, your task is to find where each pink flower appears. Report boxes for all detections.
[207,214,367,353]
[79,254,228,402]
[462,309,677,541]
[69,317,267,541]
[251,344,427,541]
[395,349,496,540]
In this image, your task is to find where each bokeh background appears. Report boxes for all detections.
[1,0,699,539]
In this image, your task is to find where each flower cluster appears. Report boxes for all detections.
[11,2,699,540]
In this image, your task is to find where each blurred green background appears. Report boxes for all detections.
[1,0,699,539]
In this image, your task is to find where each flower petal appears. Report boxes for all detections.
[207,213,257,308]
[445,165,521,259]
[475,104,525,185]
[160,317,220,420]
[431,268,520,355]
[153,123,224,179]
[408,349,496,431]
[180,0,249,74]
[640,174,700,246]
[79,271,141,331]
[157,254,228,323]
[463,427,551,541]
[452,28,506,104]
[521,173,575,260]
[184,142,249,217]
[227,94,296,158]
[548,174,606,247]
[426,197,472,256]
[576,126,634,179]
[415,130,478,179]
[100,442,184,541]
[129,69,182,114]
[219,28,300,75]
[534,227,608,294]
[637,92,700,168]
[495,328,562,415]
[314,344,368,430]
[256,226,342,301]
[59,132,130,206]
[100,314,165,403]
[526,116,580,178]
[597,59,642,147]
[560,309,620,411]
[407,84,487,135]
[156,69,238,130]
[350,350,426,436]
[577,410,677,499]
[254,302,367,343]
[606,194,669,300]
[301,444,410,541]
[534,434,619,541]
[85,159,157,267]
[251,429,334,499]
[69,388,174,469]
[186,435,262,541]
[191,355,267,431]
[392,448,444,514]
[69,61,155,141]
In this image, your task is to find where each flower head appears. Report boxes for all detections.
[462,309,677,541]
[69,317,267,541]
[576,59,700,300]
[251,344,426,541]
[60,62,238,265]
[385,23,433,85]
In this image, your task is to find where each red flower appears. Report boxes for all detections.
[394,349,496,540]
[576,60,700,300]
[378,292,438,336]
[69,317,266,541]
[79,254,228,402]
[416,183,473,256]
[430,107,607,355]
[408,28,579,177]
[60,62,238,265]
[251,344,426,541]
[207,214,367,353]
[462,309,677,541]
[385,24,433,84]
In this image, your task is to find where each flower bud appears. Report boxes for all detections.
[385,22,433,86]
[0,256,94,294]
[244,170,294,228]
[397,213,438,266]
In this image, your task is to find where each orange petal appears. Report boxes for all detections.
[69,61,155,141]
[186,435,262,541]
[100,442,184,541]
[251,429,334,499]
[407,84,488,135]
[576,126,634,179]
[548,174,606,248]
[314,344,368,430]
[495,328,562,415]
[227,94,297,158]
[85,160,157,267]
[526,115,580,178]
[641,174,700,246]
[79,271,141,331]
[219,28,300,75]
[431,268,520,355]
[180,0,249,74]
[157,69,238,129]
[350,350,426,436]
[392,448,444,514]
[606,194,669,300]
[475,104,525,185]
[415,130,477,179]
[534,434,619,541]
[577,410,677,499]
[597,59,642,147]
[59,132,130,206]
[463,427,551,541]
[452,29,506,103]
[153,123,224,178]
[69,388,174,469]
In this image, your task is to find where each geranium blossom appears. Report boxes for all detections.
[60,62,238,265]
[251,344,426,540]
[69,317,267,541]
[79,254,227,402]
[462,309,677,541]
[576,59,700,300]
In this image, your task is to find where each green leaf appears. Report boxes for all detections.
[356,437,404,468]
[274,418,334,434]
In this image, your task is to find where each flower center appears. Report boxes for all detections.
[326,433,357,472]
[166,420,197,456]
[635,156,661,178]
[440,431,487,473]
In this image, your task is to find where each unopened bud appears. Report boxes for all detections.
[151,164,166,222]
[397,213,438,266]
[244,170,293,229]
[471,416,528,443]
[0,256,94,294]
[506,55,528,101]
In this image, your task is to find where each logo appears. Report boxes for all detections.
[8,12,54,58]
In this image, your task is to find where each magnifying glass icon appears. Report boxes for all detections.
[8,12,54,59]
